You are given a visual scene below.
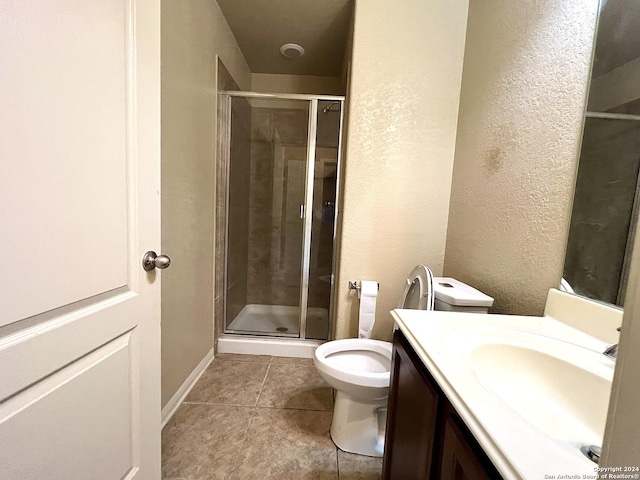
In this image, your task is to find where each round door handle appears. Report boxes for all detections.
[142,251,171,271]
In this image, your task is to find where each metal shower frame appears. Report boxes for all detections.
[219,90,345,340]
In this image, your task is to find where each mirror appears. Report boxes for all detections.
[563,0,640,307]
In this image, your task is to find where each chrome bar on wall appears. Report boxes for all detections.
[299,99,319,340]
[219,90,345,102]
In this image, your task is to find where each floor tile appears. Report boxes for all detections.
[271,356,314,366]
[337,450,382,480]
[215,353,272,364]
[162,404,254,480]
[185,360,268,406]
[229,408,338,479]
[257,364,333,411]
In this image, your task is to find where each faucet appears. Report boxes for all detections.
[603,326,622,360]
[603,343,618,360]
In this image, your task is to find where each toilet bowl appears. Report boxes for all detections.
[314,339,392,456]
[313,265,435,457]
[314,339,392,400]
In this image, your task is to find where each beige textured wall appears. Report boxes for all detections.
[443,0,598,316]
[161,0,250,407]
[333,0,469,340]
[251,73,344,95]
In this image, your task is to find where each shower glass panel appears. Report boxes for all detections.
[305,101,342,340]
[225,96,310,337]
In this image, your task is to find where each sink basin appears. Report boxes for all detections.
[392,308,624,479]
[470,338,613,445]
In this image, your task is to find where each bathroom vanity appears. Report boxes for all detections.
[383,329,500,479]
[383,290,621,479]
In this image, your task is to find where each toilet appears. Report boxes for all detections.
[313,264,435,457]
[313,265,494,457]
[431,277,494,313]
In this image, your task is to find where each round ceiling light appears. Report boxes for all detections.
[280,43,305,59]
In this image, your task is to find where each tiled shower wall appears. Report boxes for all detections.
[246,106,341,313]
[307,106,341,312]
[246,107,309,308]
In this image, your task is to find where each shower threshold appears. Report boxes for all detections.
[226,304,328,339]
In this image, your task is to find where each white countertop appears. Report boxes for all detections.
[391,308,616,480]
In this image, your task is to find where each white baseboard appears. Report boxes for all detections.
[161,348,215,428]
[217,334,322,358]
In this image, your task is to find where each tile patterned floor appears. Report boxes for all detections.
[162,354,382,480]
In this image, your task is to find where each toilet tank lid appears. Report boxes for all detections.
[433,277,494,307]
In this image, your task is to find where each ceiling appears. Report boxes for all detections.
[592,0,640,77]
[217,0,352,77]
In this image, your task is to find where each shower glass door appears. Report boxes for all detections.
[222,93,343,340]
[224,96,310,337]
[304,101,342,340]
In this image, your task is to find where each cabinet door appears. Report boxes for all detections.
[382,331,440,479]
[440,413,497,480]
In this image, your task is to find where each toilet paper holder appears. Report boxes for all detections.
[348,281,379,292]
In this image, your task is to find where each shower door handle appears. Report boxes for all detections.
[300,204,305,219]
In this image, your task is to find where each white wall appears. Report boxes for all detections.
[443,0,598,315]
[161,0,250,408]
[333,0,469,340]
[251,73,344,95]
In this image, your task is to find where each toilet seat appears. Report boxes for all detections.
[398,264,435,310]
[314,339,392,389]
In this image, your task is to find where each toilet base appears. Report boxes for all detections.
[330,390,387,457]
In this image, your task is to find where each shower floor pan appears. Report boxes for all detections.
[226,304,329,339]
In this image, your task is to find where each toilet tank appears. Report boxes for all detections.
[432,277,494,313]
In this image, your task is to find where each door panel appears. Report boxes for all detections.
[0,334,134,479]
[0,0,161,477]
[0,292,136,401]
[440,413,494,480]
[0,0,130,326]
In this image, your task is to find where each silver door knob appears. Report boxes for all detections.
[142,251,171,271]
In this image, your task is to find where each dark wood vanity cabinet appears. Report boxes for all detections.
[382,328,441,478]
[439,407,498,480]
[382,330,502,480]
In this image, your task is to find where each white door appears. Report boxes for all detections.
[0,0,161,478]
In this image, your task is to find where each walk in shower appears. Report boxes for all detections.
[218,92,344,342]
